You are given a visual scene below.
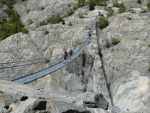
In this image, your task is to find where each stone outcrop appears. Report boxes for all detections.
[99,12,150,113]
[14,0,77,29]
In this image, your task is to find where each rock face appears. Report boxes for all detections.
[110,0,149,9]
[99,12,150,113]
[0,0,150,113]
[14,0,77,29]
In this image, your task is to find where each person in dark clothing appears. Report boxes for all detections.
[82,51,86,67]
[69,49,73,57]
[64,48,68,60]
[88,32,92,37]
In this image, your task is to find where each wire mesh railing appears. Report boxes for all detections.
[0,31,91,84]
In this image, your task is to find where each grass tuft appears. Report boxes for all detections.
[98,16,109,29]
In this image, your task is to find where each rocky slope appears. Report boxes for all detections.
[0,0,150,113]
[100,12,150,113]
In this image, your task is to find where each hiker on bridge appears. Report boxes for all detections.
[63,48,68,60]
[88,31,92,37]
[88,27,92,38]
[69,49,73,57]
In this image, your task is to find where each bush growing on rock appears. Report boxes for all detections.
[66,9,74,17]
[113,2,126,13]
[64,4,79,17]
[119,3,126,13]
[77,0,86,7]
[39,20,47,26]
[0,0,16,8]
[47,16,64,24]
[148,66,150,72]
[111,37,120,45]
[137,0,142,4]
[88,0,96,10]
[93,0,107,6]
[98,16,109,29]
[21,27,28,34]
[77,0,107,10]
[147,2,150,11]
[105,7,114,17]
[0,8,28,40]
[88,0,107,10]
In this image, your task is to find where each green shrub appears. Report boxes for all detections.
[148,65,150,72]
[93,0,107,6]
[87,0,107,10]
[39,20,47,26]
[87,0,96,10]
[0,8,28,41]
[148,44,150,47]
[63,4,78,18]
[98,16,109,29]
[40,16,65,25]
[105,7,114,17]
[0,91,4,94]
[47,16,64,24]
[77,0,86,7]
[137,0,142,4]
[77,0,107,9]
[119,3,126,13]
[112,38,120,45]
[21,27,28,33]
[147,2,150,11]
[113,2,126,13]
[0,0,16,8]
[0,20,28,40]
[67,10,74,16]
[0,22,16,40]
[64,9,75,17]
